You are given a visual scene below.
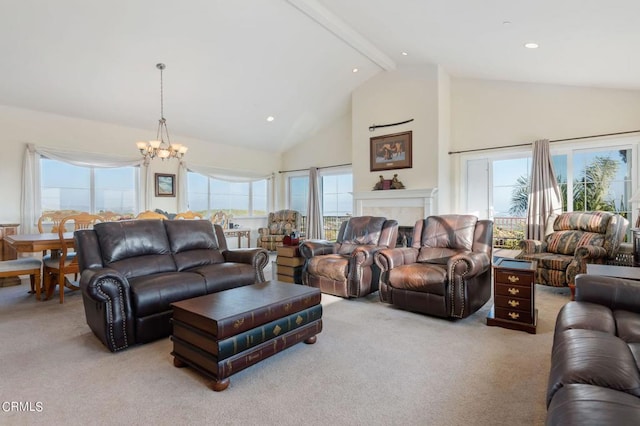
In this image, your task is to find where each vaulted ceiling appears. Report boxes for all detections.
[2,0,639,153]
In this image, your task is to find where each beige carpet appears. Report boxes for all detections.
[0,271,570,426]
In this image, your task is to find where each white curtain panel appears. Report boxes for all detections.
[526,139,563,240]
[306,167,324,240]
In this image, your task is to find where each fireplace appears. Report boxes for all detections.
[351,188,438,226]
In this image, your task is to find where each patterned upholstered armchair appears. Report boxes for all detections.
[516,211,629,300]
[257,209,301,251]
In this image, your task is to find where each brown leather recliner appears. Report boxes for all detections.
[300,216,398,298]
[375,215,493,319]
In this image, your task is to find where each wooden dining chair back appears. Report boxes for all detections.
[211,211,231,228]
[98,211,123,222]
[135,210,168,220]
[174,211,204,220]
[37,211,68,234]
[43,212,103,303]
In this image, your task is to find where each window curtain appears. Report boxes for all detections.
[20,143,146,234]
[526,139,562,240]
[177,160,189,212]
[187,163,272,183]
[306,167,324,239]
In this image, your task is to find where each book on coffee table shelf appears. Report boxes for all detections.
[172,304,323,359]
[276,245,304,283]
[172,320,322,379]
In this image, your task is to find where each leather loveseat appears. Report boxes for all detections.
[546,274,640,425]
[75,219,269,352]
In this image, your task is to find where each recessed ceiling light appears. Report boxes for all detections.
[352,68,359,73]
[266,116,274,122]
[524,42,539,49]
[401,51,408,56]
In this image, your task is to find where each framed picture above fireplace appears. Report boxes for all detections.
[370,131,412,172]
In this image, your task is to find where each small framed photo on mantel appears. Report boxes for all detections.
[155,173,176,197]
[370,131,412,172]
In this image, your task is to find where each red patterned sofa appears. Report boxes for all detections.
[517,211,628,299]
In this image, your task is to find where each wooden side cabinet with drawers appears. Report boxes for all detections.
[487,258,537,334]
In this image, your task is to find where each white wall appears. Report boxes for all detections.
[451,78,640,151]
[278,113,352,210]
[449,78,640,212]
[0,104,280,223]
[351,65,440,193]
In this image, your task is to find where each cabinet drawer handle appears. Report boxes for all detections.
[508,300,520,308]
[508,287,520,295]
[508,312,520,320]
[508,275,519,283]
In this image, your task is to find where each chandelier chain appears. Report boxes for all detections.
[135,62,187,161]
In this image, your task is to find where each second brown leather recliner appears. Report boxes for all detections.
[300,216,398,298]
[375,214,493,319]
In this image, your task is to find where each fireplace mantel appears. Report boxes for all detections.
[352,188,438,226]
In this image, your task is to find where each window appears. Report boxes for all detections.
[286,170,353,240]
[322,173,353,217]
[186,172,269,217]
[40,158,138,215]
[464,139,635,247]
[288,175,309,216]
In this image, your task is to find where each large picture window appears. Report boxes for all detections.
[40,158,138,215]
[287,169,353,240]
[464,139,635,248]
[186,172,269,217]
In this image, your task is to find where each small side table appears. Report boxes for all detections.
[487,258,537,334]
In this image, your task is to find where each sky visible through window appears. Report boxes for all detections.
[492,149,631,217]
[41,159,137,213]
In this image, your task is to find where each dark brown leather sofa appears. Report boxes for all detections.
[546,274,640,425]
[300,216,398,298]
[75,219,269,352]
[375,215,493,319]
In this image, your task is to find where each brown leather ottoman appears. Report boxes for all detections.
[170,280,322,391]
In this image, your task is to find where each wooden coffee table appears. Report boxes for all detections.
[171,280,322,391]
[586,264,640,280]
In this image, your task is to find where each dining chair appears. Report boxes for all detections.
[211,211,231,228]
[37,211,67,234]
[43,212,103,303]
[135,210,168,220]
[0,258,43,299]
[174,211,204,220]
[98,211,123,222]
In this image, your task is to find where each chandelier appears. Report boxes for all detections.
[136,63,188,160]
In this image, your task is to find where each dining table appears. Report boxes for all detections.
[4,232,75,300]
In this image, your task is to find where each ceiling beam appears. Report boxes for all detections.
[286,0,396,71]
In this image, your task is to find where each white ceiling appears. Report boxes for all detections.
[2,0,640,153]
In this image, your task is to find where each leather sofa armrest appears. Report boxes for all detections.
[575,274,640,310]
[519,239,546,254]
[223,248,269,282]
[375,247,418,271]
[299,240,336,259]
[79,267,134,352]
[448,251,491,278]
